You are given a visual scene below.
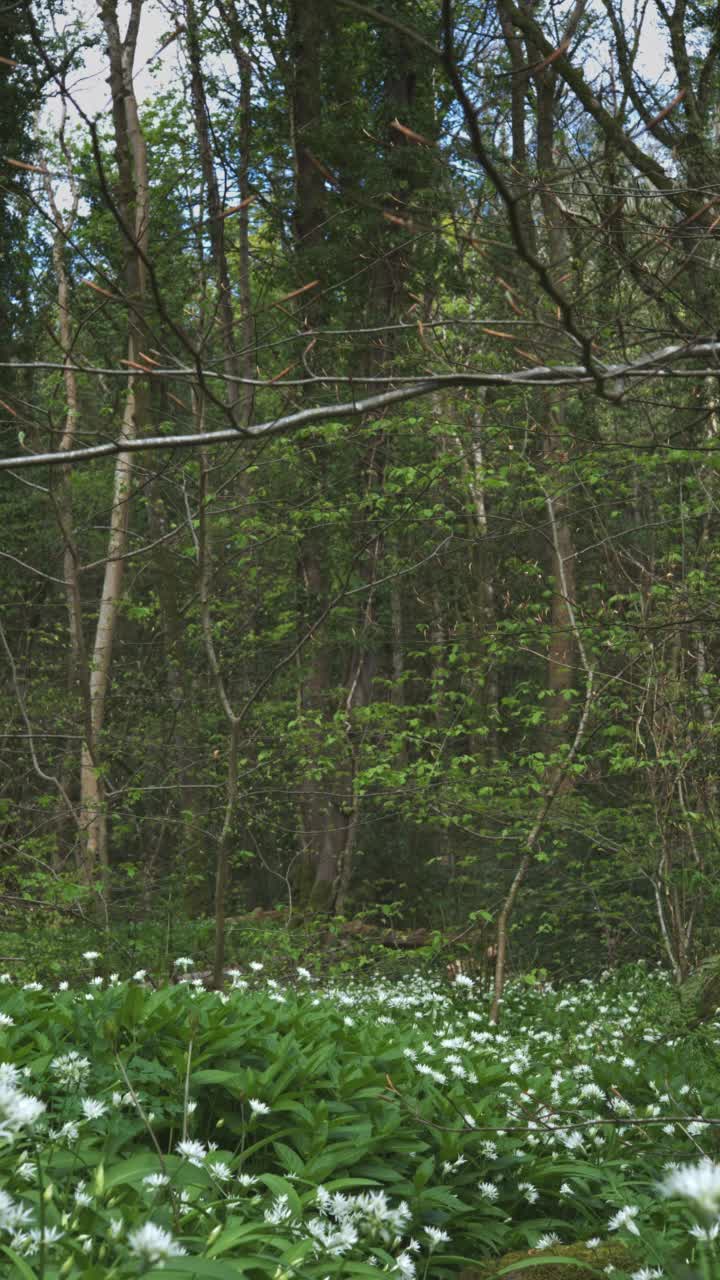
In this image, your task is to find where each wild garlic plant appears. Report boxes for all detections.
[0,962,714,1275]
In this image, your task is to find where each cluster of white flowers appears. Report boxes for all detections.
[128,1221,187,1264]
[0,957,710,1278]
[535,1231,562,1250]
[0,1188,34,1234]
[0,1065,45,1142]
[80,1097,107,1121]
[659,1159,720,1216]
[305,1186,427,1271]
[176,1138,208,1167]
[264,1193,294,1226]
[608,1205,640,1236]
[11,1224,64,1257]
[50,1050,91,1087]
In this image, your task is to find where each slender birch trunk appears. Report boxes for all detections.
[76,0,149,893]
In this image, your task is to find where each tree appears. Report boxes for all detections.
[0,0,719,998]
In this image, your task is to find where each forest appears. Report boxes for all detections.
[1,2,720,1276]
[1,0,720,986]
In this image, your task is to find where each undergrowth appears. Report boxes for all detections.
[0,960,716,1277]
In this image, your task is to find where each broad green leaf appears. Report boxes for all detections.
[491,1260,607,1278]
[104,1152,166,1188]
[0,1245,38,1279]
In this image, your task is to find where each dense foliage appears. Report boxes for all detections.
[0,0,719,982]
[0,962,718,1276]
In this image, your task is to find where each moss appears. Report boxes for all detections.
[459,1240,636,1280]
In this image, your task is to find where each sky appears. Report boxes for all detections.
[52,0,670,128]
[51,0,183,123]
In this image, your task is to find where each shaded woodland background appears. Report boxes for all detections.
[1,0,719,981]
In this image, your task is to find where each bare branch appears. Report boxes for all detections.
[2,339,720,471]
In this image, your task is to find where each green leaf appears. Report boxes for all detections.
[150,1259,270,1278]
[257,1173,302,1215]
[191,1069,242,1086]
[104,1153,166,1188]
[491,1260,607,1278]
[273,1140,304,1175]
[0,1245,37,1279]
[208,1220,272,1257]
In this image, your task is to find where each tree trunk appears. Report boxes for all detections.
[185,0,243,415]
[42,134,86,870]
[291,0,433,910]
[77,0,149,894]
[456,407,499,755]
[490,44,584,1007]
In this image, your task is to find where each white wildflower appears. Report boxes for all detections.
[580,1083,605,1100]
[176,1139,207,1166]
[608,1205,640,1236]
[0,1190,34,1231]
[12,1225,63,1255]
[80,1098,107,1120]
[395,1250,416,1278]
[536,1233,561,1250]
[478,1181,499,1201]
[49,1120,79,1144]
[264,1193,293,1225]
[248,1098,270,1115]
[559,1129,585,1151]
[660,1160,720,1214]
[0,1079,45,1140]
[425,1226,449,1250]
[50,1051,90,1087]
[454,973,474,989]
[686,1121,708,1136]
[127,1222,187,1264]
[689,1221,720,1242]
[307,1216,358,1256]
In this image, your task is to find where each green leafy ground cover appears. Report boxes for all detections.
[0,962,717,1278]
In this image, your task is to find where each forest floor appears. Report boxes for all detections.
[0,959,716,1278]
